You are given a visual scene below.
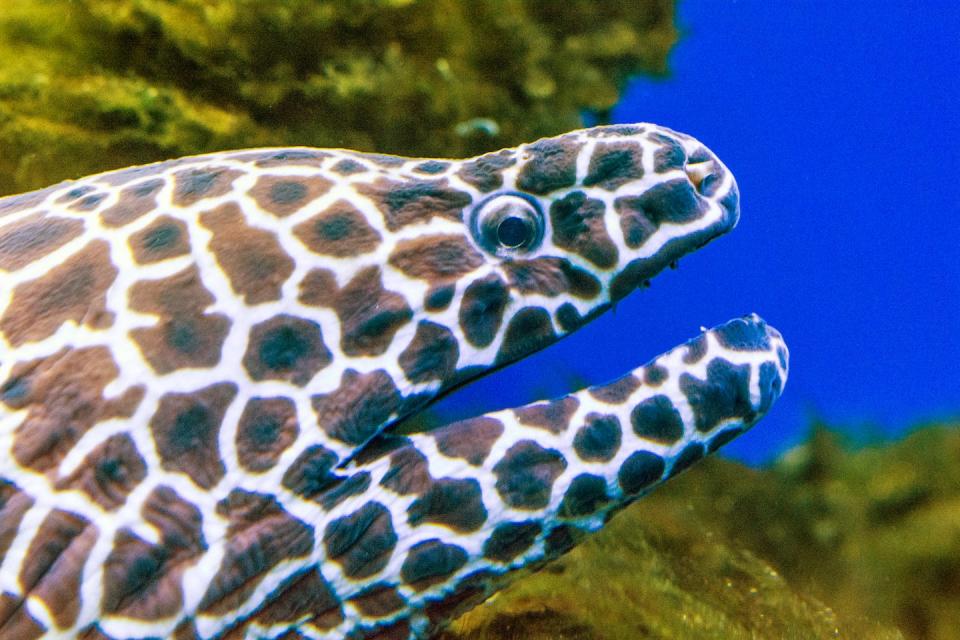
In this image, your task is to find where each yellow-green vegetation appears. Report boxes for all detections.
[0,0,675,195]
[442,424,960,640]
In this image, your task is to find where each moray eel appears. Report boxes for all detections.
[0,124,787,639]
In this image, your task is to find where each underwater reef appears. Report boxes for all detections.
[0,0,675,195]
[440,424,960,640]
[5,3,955,638]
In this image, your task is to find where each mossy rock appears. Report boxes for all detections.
[442,424,960,640]
[0,0,676,195]
[441,457,902,640]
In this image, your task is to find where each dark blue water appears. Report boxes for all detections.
[439,2,960,464]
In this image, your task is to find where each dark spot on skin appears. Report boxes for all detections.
[0,183,58,218]
[0,483,34,576]
[631,395,685,444]
[234,149,330,168]
[297,267,338,307]
[248,175,332,217]
[517,137,583,195]
[330,266,413,357]
[514,397,579,435]
[458,274,509,348]
[615,179,707,248]
[423,570,496,627]
[408,478,487,533]
[493,441,566,510]
[318,472,372,511]
[668,442,705,479]
[380,447,433,495]
[556,303,583,332]
[128,266,231,373]
[680,358,754,433]
[715,316,772,351]
[0,376,28,402]
[355,619,411,640]
[236,397,298,472]
[101,486,206,620]
[149,383,237,489]
[550,191,618,268]
[425,285,455,311]
[242,315,332,386]
[311,369,401,446]
[720,184,740,222]
[323,502,397,579]
[136,220,183,253]
[573,413,622,462]
[589,374,640,404]
[559,474,610,518]
[457,149,515,192]
[271,181,307,203]
[17,509,96,628]
[401,539,468,591]
[331,159,365,175]
[253,567,343,629]
[282,445,340,498]
[0,214,84,271]
[707,426,744,453]
[643,364,669,386]
[583,142,644,190]
[0,240,117,346]
[172,167,243,207]
[433,416,504,466]
[5,347,144,474]
[495,306,556,365]
[758,361,784,415]
[70,192,107,212]
[57,185,95,202]
[415,160,450,174]
[358,178,472,231]
[778,346,789,371]
[388,234,485,283]
[399,321,459,383]
[100,179,164,227]
[683,334,708,364]
[652,133,686,172]
[293,200,382,257]
[199,203,296,305]
[348,583,406,618]
[130,216,191,264]
[502,258,601,299]
[543,524,583,558]
[198,491,314,615]
[589,125,646,137]
[482,522,541,565]
[362,152,406,167]
[351,434,411,466]
[54,433,147,510]
[618,451,665,495]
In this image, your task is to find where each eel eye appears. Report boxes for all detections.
[497,216,531,248]
[471,193,544,256]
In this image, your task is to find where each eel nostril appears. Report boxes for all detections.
[685,160,715,193]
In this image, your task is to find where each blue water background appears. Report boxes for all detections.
[436,1,960,464]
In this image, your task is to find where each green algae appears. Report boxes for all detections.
[443,424,960,640]
[0,0,675,195]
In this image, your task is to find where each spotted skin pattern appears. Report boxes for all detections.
[0,124,787,639]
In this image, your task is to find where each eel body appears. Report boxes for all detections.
[0,124,787,639]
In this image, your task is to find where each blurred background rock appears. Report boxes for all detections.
[0,0,674,194]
